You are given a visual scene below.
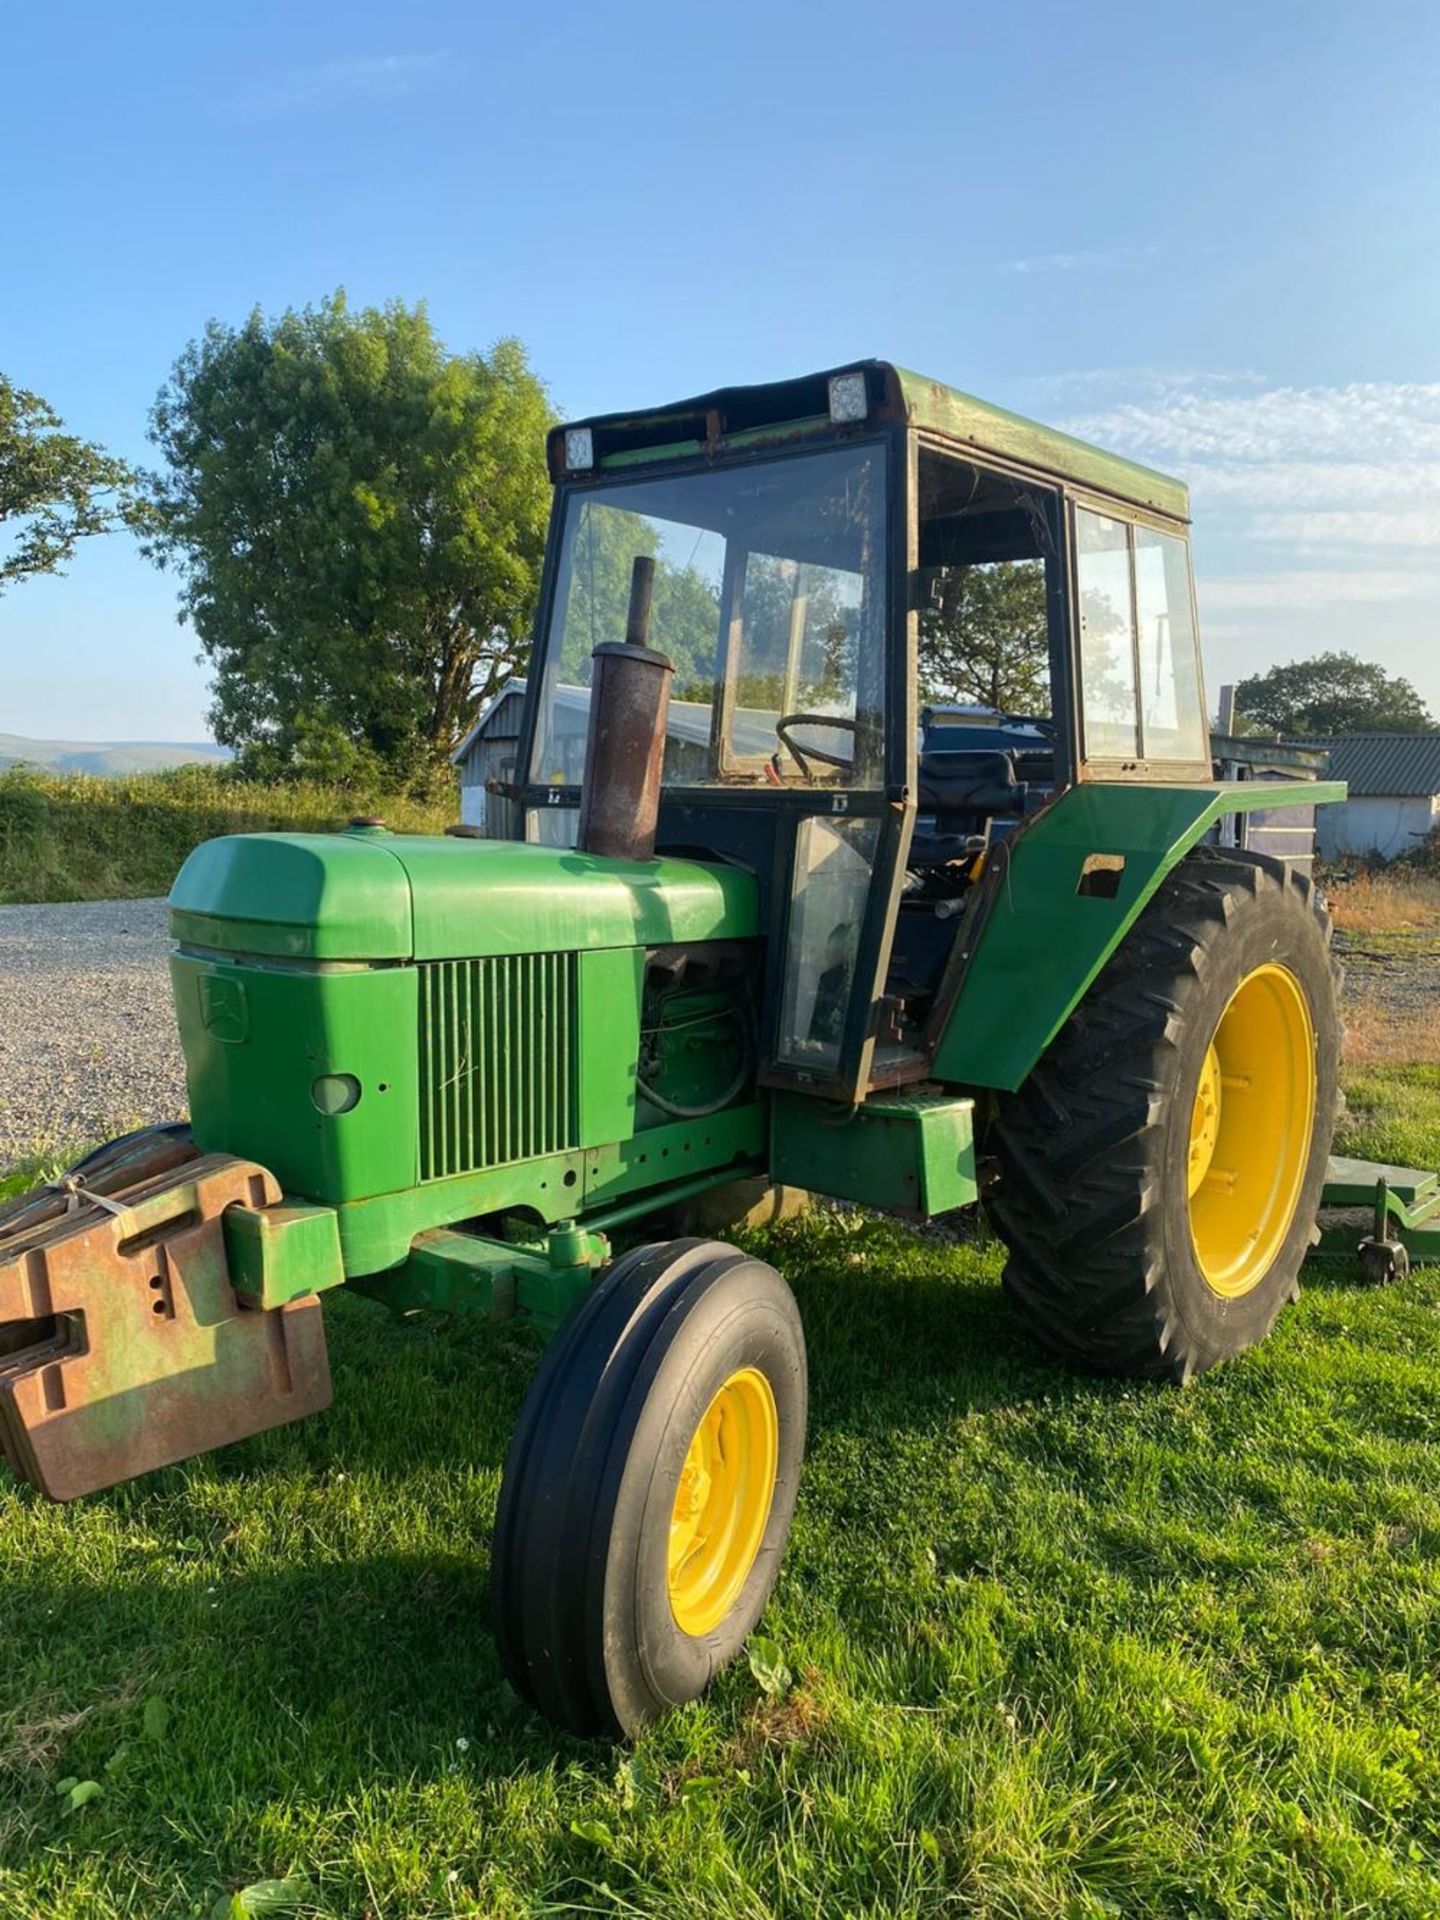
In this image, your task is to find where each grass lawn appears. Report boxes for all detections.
[2,1065,1439,1919]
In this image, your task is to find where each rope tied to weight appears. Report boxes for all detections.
[42,1174,131,1219]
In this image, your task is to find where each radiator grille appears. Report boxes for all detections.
[418,953,579,1181]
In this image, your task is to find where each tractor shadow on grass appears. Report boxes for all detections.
[771,1218,1148,1439]
[300,1222,1134,1469]
[0,1544,609,1871]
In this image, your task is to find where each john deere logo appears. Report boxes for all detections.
[199,973,249,1044]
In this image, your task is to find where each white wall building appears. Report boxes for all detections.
[1306,735,1440,863]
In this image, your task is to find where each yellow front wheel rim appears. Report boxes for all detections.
[668,1367,778,1637]
[1187,962,1317,1298]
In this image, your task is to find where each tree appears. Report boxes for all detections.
[0,378,141,591]
[558,499,721,702]
[918,560,1050,714]
[145,294,555,784]
[1235,651,1434,737]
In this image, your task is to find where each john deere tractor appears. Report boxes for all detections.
[5,360,1429,1737]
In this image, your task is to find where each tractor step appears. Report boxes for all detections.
[0,1148,331,1501]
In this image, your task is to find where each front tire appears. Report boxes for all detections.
[990,849,1341,1380]
[491,1239,806,1737]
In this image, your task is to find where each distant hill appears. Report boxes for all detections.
[0,734,233,776]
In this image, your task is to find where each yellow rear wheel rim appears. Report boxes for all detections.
[1187,962,1317,1298]
[667,1366,778,1637]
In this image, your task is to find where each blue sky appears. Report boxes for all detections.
[3,0,1438,740]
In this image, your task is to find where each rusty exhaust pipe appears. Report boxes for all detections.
[577,555,674,862]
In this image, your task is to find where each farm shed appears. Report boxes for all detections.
[1297,734,1440,863]
[451,682,528,833]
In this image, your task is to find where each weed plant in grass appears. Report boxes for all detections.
[0,766,457,906]
[3,1069,1440,1916]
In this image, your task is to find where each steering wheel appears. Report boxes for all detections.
[774,712,859,780]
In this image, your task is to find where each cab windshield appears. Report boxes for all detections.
[529,443,887,794]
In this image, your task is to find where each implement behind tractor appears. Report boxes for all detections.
[3,359,1431,1735]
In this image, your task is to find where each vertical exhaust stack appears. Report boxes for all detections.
[577,555,675,861]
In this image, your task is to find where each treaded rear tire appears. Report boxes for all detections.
[989,848,1342,1381]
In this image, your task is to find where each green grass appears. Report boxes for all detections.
[1338,1064,1440,1171]
[3,1079,1440,1917]
[0,766,457,905]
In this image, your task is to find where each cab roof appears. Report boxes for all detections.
[550,359,1189,523]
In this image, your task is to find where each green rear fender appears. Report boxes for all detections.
[930,779,1345,1093]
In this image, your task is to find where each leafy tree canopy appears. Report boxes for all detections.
[145,294,555,785]
[919,560,1051,715]
[0,378,141,592]
[557,501,721,701]
[1235,651,1434,737]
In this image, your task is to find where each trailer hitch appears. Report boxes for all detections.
[0,1141,331,1501]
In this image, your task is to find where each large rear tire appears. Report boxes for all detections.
[989,848,1341,1380]
[491,1239,806,1737]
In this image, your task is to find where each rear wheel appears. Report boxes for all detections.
[491,1238,806,1737]
[989,849,1341,1380]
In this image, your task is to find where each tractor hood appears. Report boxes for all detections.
[170,832,759,963]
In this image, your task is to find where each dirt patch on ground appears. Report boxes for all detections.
[1334,930,1440,1066]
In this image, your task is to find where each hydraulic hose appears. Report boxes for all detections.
[635,1003,755,1120]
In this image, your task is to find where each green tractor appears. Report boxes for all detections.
[4,360,1427,1737]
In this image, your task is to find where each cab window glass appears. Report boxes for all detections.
[730,554,865,773]
[1135,525,1207,762]
[775,815,879,1074]
[1075,509,1138,759]
[532,444,886,797]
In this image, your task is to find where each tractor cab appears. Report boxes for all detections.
[516,361,1211,1103]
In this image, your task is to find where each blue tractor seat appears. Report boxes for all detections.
[916,747,1026,823]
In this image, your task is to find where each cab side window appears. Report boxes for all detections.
[1135,525,1207,762]
[1075,511,1137,757]
[1075,508,1207,768]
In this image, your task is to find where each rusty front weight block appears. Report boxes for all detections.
[0,1154,332,1501]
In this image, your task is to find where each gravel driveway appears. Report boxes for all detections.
[0,898,187,1167]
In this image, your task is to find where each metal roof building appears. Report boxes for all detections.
[1292,733,1440,862]
[1302,734,1440,799]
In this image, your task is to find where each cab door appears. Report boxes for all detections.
[763,798,915,1097]
[755,435,915,1103]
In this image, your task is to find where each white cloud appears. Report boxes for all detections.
[1196,461,1440,510]
[1000,244,1159,276]
[232,52,455,117]
[1016,367,1268,409]
[1061,380,1440,466]
[1046,369,1440,695]
[1199,569,1439,611]
[1250,510,1440,548]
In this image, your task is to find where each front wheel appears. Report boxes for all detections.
[491,1239,806,1737]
